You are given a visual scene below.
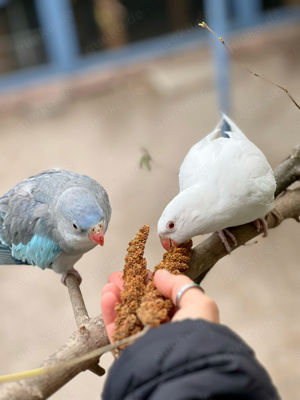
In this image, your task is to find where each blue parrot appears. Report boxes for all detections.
[0,168,112,285]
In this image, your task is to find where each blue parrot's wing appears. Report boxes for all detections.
[0,177,61,267]
[0,188,50,246]
[0,238,61,268]
[0,244,28,264]
[11,235,61,269]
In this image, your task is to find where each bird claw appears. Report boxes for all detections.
[218,229,237,254]
[253,218,268,237]
[61,269,82,286]
[218,219,268,254]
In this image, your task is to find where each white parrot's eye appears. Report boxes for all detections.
[167,221,175,231]
[72,223,78,230]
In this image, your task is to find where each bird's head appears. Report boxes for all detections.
[159,223,179,251]
[157,188,206,251]
[158,193,188,251]
[55,187,111,252]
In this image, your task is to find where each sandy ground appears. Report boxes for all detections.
[0,22,299,400]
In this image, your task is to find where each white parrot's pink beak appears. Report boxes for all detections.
[160,236,179,251]
[89,224,104,246]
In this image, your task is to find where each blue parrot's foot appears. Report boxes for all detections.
[253,218,268,237]
[61,269,82,286]
[218,229,237,254]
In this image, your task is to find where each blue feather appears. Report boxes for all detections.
[76,208,103,230]
[11,235,61,269]
[0,244,28,265]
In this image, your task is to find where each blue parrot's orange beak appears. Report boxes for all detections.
[160,236,179,251]
[89,224,104,246]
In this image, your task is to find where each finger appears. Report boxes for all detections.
[108,271,124,290]
[154,270,219,323]
[101,291,119,342]
[101,291,119,326]
[145,269,152,284]
[102,282,121,304]
[154,270,202,306]
[172,296,220,324]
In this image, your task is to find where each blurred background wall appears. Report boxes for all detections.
[0,1,299,399]
[0,0,299,93]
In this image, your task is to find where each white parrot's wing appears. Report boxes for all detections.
[179,125,221,191]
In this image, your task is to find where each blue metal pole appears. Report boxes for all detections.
[233,0,261,27]
[34,0,80,71]
[203,0,230,116]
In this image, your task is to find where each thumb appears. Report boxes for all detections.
[154,270,219,323]
[154,270,201,306]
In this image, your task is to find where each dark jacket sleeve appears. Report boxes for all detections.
[102,320,280,400]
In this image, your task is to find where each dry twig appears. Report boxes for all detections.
[199,22,300,110]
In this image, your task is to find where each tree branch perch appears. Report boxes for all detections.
[65,275,89,328]
[274,144,300,197]
[0,316,108,400]
[186,188,300,284]
[65,274,106,378]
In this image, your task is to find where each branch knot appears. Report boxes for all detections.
[266,208,284,228]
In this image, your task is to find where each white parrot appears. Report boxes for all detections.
[157,114,276,252]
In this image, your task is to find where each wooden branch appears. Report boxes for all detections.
[274,144,300,197]
[65,275,89,327]
[0,146,299,399]
[186,188,300,284]
[0,316,108,400]
[65,274,105,377]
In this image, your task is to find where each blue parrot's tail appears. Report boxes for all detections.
[221,118,231,138]
[0,244,27,265]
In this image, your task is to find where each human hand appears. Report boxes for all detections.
[101,271,124,343]
[101,270,219,344]
[154,270,219,324]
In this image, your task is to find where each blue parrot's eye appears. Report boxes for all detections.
[73,223,78,230]
[167,221,175,231]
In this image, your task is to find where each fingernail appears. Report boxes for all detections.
[156,269,170,276]
[155,270,172,282]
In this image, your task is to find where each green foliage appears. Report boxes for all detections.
[139,148,152,171]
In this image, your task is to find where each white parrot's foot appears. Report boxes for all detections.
[61,269,82,286]
[218,229,238,254]
[253,218,268,237]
